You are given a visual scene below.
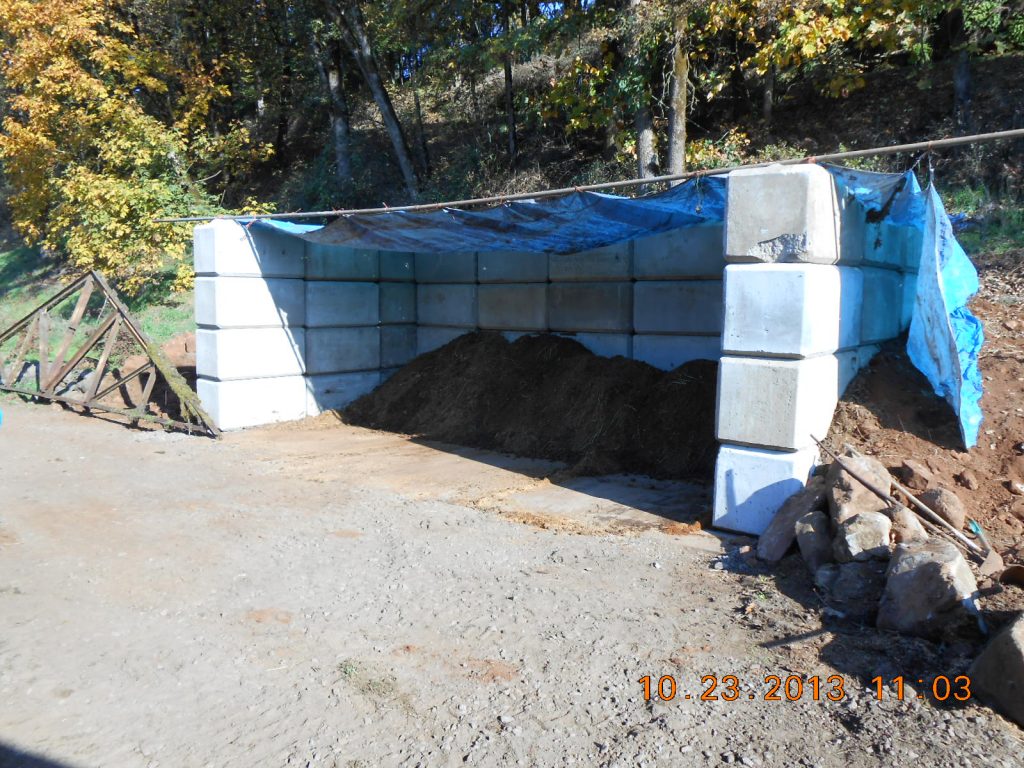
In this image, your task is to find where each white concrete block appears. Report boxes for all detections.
[418,326,470,355]
[633,224,725,279]
[197,375,308,431]
[901,273,918,331]
[549,242,630,281]
[725,164,840,264]
[381,325,417,368]
[836,189,866,266]
[305,327,380,374]
[478,251,548,283]
[417,284,478,327]
[305,243,378,280]
[416,252,476,283]
[722,264,862,357]
[196,327,305,381]
[306,371,381,415]
[632,335,721,370]
[548,282,632,332]
[712,444,819,534]
[305,282,379,328]
[716,354,840,451]
[381,282,416,324]
[195,277,304,329]
[556,332,631,359]
[860,267,903,344]
[380,251,415,281]
[633,281,723,335]
[194,220,304,277]
[478,284,547,331]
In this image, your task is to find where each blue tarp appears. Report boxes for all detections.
[248,165,983,448]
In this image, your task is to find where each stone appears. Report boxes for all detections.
[917,488,967,530]
[795,509,833,573]
[899,459,934,492]
[833,511,892,562]
[969,615,1024,727]
[956,468,980,491]
[1009,481,1024,496]
[876,539,980,639]
[826,561,888,621]
[890,506,929,544]
[756,476,828,562]
[826,450,891,524]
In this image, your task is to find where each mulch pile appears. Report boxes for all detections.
[343,331,718,483]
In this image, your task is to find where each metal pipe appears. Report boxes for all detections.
[155,127,1024,224]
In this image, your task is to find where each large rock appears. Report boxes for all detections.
[890,506,929,544]
[876,539,980,638]
[899,459,934,492]
[969,614,1024,727]
[833,511,892,562]
[818,561,888,623]
[756,476,828,562]
[917,488,967,531]
[827,450,891,524]
[795,509,833,572]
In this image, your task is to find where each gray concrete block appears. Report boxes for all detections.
[633,224,725,279]
[381,325,417,368]
[418,326,470,355]
[478,284,547,331]
[632,335,721,370]
[417,284,478,327]
[305,326,380,374]
[547,282,632,332]
[381,282,416,324]
[837,190,867,266]
[901,272,918,331]
[306,371,381,415]
[380,251,414,281]
[304,242,378,281]
[415,251,477,283]
[633,281,723,335]
[196,327,305,381]
[380,367,401,383]
[194,220,304,278]
[556,332,631,359]
[549,242,630,281]
[860,267,903,344]
[478,250,548,283]
[305,282,379,328]
[197,375,308,430]
[713,444,819,534]
[195,276,304,329]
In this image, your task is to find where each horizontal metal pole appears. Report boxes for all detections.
[156,127,1024,224]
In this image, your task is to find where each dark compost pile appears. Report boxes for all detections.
[343,332,719,482]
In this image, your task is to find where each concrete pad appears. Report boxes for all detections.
[633,280,723,335]
[381,282,416,324]
[415,251,477,283]
[722,264,862,357]
[305,326,380,374]
[304,243,379,280]
[548,282,632,332]
[380,251,415,281]
[478,251,548,283]
[556,332,631,359]
[549,242,630,282]
[195,276,304,329]
[716,354,840,451]
[196,327,305,381]
[306,371,381,415]
[725,164,840,265]
[860,267,903,344]
[418,326,470,355]
[194,220,304,278]
[633,335,721,370]
[381,325,417,368]
[197,375,307,430]
[417,284,478,328]
[305,282,380,328]
[478,284,547,331]
[713,444,819,534]
[633,224,725,279]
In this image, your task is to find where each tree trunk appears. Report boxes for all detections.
[666,12,688,181]
[635,104,658,180]
[762,63,774,126]
[312,38,353,186]
[413,87,432,177]
[953,49,972,135]
[502,1,518,163]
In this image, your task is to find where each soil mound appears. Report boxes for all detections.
[343,332,718,482]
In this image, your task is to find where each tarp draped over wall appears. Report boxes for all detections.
[248,164,984,448]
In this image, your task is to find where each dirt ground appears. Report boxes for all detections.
[1,398,1021,768]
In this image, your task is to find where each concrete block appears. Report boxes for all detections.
[381,325,417,368]
[418,326,470,355]
[305,327,380,374]
[194,220,304,278]
[380,251,415,281]
[195,277,304,329]
[549,242,630,281]
[860,267,903,344]
[725,164,840,265]
[633,335,721,370]
[633,224,725,279]
[415,251,476,283]
[548,282,632,332]
[633,281,723,335]
[417,284,478,327]
[837,190,866,266]
[196,327,305,381]
[901,273,918,331]
[713,444,819,534]
[305,282,379,328]
[381,282,416,324]
[305,242,378,280]
[380,367,401,383]
[197,375,308,431]
[306,371,381,415]
[478,284,547,331]
[478,250,548,283]
[722,264,862,357]
[556,332,631,359]
[862,221,901,270]
[716,354,840,451]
